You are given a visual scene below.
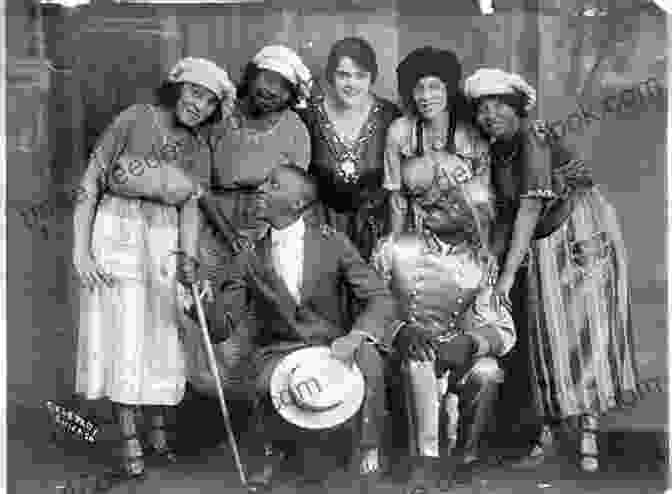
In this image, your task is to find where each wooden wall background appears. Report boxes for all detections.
[7,0,668,415]
[7,1,60,422]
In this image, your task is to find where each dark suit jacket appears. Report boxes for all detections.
[223,220,399,360]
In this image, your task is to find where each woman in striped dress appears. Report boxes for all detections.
[464,68,640,472]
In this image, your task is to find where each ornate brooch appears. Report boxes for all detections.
[336,159,359,183]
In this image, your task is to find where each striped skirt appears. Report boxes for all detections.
[517,186,640,420]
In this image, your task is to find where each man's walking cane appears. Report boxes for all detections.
[190,283,248,487]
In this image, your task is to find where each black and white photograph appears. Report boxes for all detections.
[4,0,670,492]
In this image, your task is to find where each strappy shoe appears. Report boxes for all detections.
[579,415,599,472]
[509,425,553,470]
[119,434,146,479]
[355,447,382,494]
[145,424,178,464]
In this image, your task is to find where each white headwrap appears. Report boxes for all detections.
[464,68,537,112]
[252,45,313,108]
[168,57,236,104]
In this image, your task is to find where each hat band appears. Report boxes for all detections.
[288,371,343,412]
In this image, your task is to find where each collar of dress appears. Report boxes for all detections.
[271,216,306,246]
[422,230,468,257]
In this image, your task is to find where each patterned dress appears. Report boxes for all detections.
[299,91,401,260]
[491,123,640,439]
[76,104,211,406]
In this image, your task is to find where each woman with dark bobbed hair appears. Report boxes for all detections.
[73,57,235,479]
[299,37,401,261]
[464,68,640,472]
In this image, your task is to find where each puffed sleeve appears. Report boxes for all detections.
[384,118,412,234]
[519,121,558,201]
[87,104,142,189]
[383,117,407,191]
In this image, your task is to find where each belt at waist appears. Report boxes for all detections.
[407,316,465,340]
[209,185,261,194]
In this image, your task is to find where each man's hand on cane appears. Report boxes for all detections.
[176,251,200,285]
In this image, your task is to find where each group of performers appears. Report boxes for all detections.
[72,38,640,494]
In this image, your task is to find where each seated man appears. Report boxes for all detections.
[199,164,398,492]
[372,152,516,494]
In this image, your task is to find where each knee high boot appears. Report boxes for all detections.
[404,361,443,494]
[458,360,502,464]
[406,361,440,458]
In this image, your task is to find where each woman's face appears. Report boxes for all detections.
[331,56,372,108]
[475,97,521,141]
[248,69,292,116]
[413,75,448,121]
[175,82,219,128]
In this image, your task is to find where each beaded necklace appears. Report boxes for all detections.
[316,95,382,184]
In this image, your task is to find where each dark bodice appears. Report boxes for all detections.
[299,93,401,213]
[490,123,594,240]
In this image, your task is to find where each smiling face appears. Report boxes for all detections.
[413,75,448,121]
[475,96,521,141]
[248,69,293,116]
[331,56,373,108]
[175,82,219,128]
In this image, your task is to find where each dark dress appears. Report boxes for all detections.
[299,89,401,261]
[491,123,640,453]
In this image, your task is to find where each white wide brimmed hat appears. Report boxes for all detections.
[270,346,365,430]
